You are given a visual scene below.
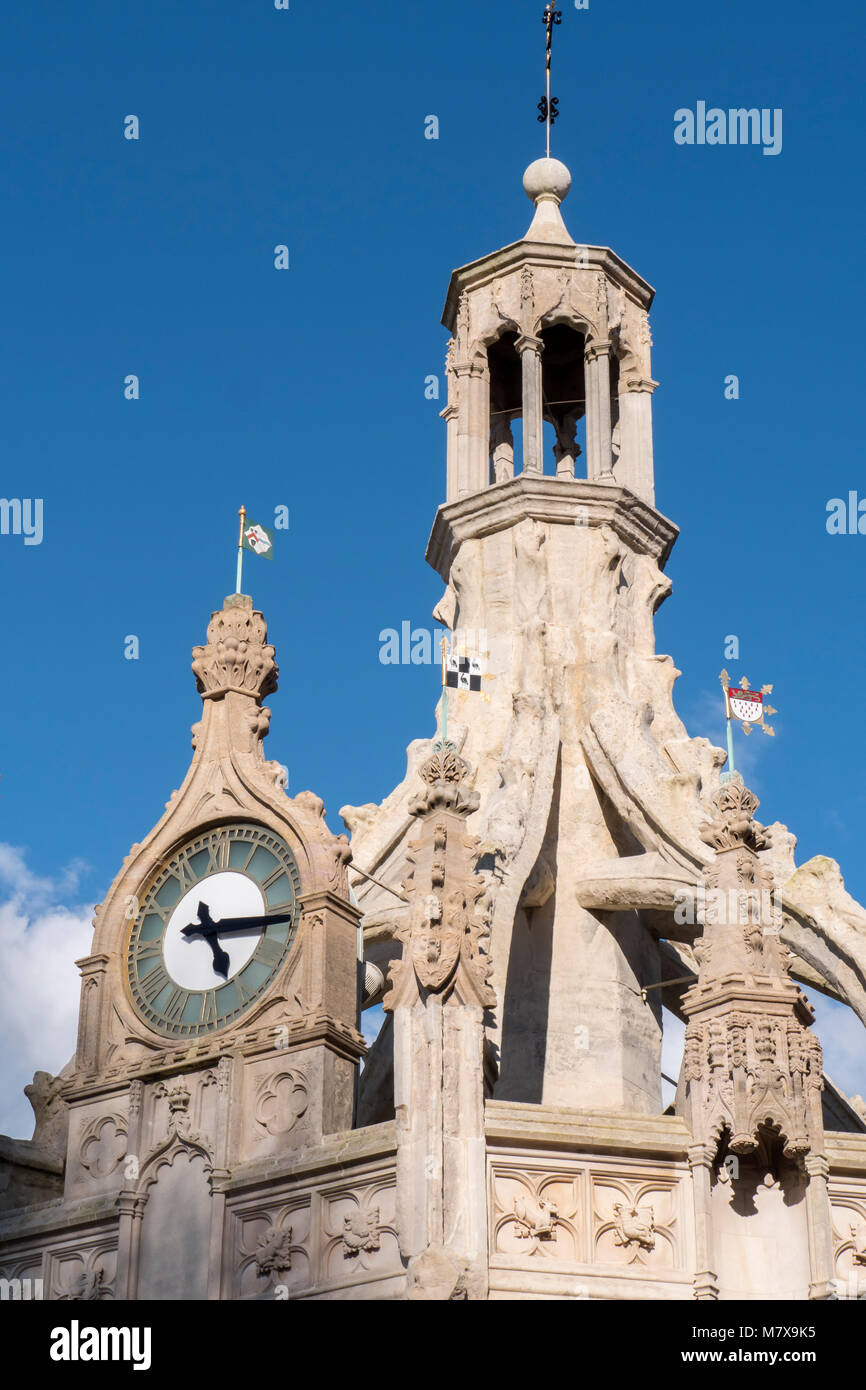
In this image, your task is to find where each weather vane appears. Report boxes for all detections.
[718,670,778,781]
[537,4,562,158]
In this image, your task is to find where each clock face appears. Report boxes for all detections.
[126,823,301,1038]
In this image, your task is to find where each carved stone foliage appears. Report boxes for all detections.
[78,1115,127,1179]
[491,1161,685,1273]
[512,1193,560,1247]
[229,1166,401,1298]
[682,1013,822,1160]
[322,1181,399,1283]
[593,1180,676,1269]
[830,1190,866,1297]
[235,1200,310,1299]
[698,779,770,857]
[385,741,495,1009]
[49,1241,116,1301]
[341,1208,381,1258]
[255,1227,293,1277]
[492,1169,580,1261]
[612,1202,655,1253]
[253,1068,308,1140]
[678,777,826,1166]
[154,1079,198,1143]
[191,596,278,701]
[131,1077,215,1202]
[290,789,352,892]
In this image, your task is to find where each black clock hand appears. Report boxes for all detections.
[181,904,293,980]
[181,902,230,979]
[182,910,293,937]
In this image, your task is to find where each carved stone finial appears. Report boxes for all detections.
[191,594,278,702]
[699,776,770,855]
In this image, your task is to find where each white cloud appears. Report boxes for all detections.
[0,845,94,1139]
[811,993,866,1101]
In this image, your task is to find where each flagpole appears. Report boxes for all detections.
[719,670,735,782]
[235,505,246,594]
[440,633,448,744]
[725,717,736,777]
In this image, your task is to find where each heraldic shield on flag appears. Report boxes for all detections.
[719,671,778,737]
[242,520,274,559]
[446,654,483,692]
[729,688,763,722]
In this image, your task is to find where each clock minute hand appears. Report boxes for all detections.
[184,910,294,937]
[180,906,293,981]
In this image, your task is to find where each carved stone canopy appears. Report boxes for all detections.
[677,777,825,1165]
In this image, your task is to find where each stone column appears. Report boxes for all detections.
[689,1143,719,1300]
[584,341,612,480]
[454,365,473,497]
[441,339,459,502]
[617,378,657,504]
[515,335,543,475]
[114,1080,144,1300]
[441,403,459,501]
[73,953,109,1075]
[385,740,496,1300]
[206,1057,232,1300]
[466,362,490,494]
[803,1154,836,1299]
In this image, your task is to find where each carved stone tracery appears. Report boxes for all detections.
[385,741,495,1009]
[677,778,825,1164]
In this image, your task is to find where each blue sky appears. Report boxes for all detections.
[2,0,865,1131]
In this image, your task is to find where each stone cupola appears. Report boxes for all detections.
[439,157,658,504]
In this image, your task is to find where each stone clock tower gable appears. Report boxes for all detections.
[0,593,368,1300]
[77,591,361,1078]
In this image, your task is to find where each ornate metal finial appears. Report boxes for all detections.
[537,5,562,155]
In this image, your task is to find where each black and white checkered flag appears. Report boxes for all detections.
[445,654,484,692]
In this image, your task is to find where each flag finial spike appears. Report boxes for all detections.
[538,4,562,158]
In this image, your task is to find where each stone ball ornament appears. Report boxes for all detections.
[522,156,572,206]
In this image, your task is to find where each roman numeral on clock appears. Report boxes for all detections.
[256,936,284,970]
[176,857,198,893]
[163,987,190,1023]
[140,964,171,1005]
[136,939,163,965]
[199,991,218,1028]
[208,836,231,872]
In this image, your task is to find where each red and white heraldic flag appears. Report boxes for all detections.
[728,687,763,723]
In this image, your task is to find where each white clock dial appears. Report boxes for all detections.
[163,872,265,989]
[127,823,300,1038]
